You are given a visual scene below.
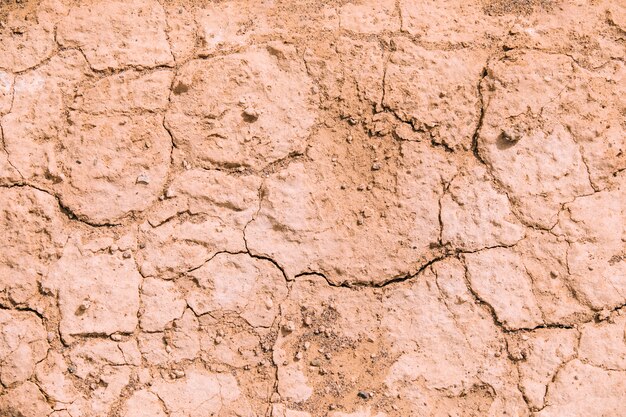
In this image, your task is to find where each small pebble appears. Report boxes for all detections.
[501,129,521,143]
[283,320,296,333]
[304,341,311,350]
[110,333,123,341]
[136,174,150,184]
[122,251,131,259]
[358,391,370,399]
[294,351,303,361]
[371,163,381,171]
[243,107,259,121]
[304,316,313,326]
[214,336,223,345]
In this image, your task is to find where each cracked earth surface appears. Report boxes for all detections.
[0,0,625,416]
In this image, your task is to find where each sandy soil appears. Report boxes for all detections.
[0,0,625,416]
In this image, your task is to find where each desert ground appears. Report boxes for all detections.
[0,0,625,416]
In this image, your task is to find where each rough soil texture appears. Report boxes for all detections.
[0,0,625,416]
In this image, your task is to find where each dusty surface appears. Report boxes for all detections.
[0,0,625,416]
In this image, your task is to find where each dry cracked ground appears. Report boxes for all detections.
[0,0,625,416]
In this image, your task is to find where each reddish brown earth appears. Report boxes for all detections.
[0,0,625,416]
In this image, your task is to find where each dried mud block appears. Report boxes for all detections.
[1,50,88,182]
[0,71,12,115]
[57,113,172,224]
[44,238,141,339]
[123,390,167,417]
[166,45,316,170]
[271,260,527,415]
[542,60,626,190]
[381,261,526,417]
[400,0,506,44]
[535,360,626,417]
[339,0,398,33]
[441,165,525,251]
[0,381,52,417]
[303,37,384,107]
[579,314,626,371]
[163,4,197,62]
[150,369,254,417]
[479,50,600,228]
[139,278,186,332]
[75,69,174,114]
[196,0,278,56]
[35,351,81,405]
[503,2,625,68]
[57,0,174,71]
[69,338,141,379]
[187,253,288,328]
[384,39,487,150]
[73,366,132,416]
[513,329,578,410]
[514,231,590,325]
[554,184,626,310]
[246,139,456,285]
[465,248,544,330]
[0,187,66,308]
[138,309,200,365]
[0,1,63,72]
[137,169,261,277]
[0,310,48,386]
